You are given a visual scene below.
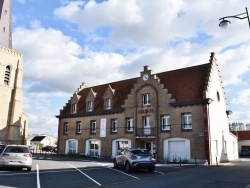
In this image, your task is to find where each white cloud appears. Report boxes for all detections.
[231,89,250,107]
[16,0,26,4]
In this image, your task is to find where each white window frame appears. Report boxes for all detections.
[111,119,118,133]
[72,104,77,114]
[142,93,150,106]
[162,115,170,130]
[76,122,81,134]
[87,101,93,112]
[64,123,68,134]
[105,98,111,109]
[91,120,96,133]
[126,118,133,132]
[182,113,192,130]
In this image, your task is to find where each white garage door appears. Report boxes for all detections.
[168,141,186,162]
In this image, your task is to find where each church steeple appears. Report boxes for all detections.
[0,0,12,48]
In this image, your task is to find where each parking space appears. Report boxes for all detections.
[0,156,191,188]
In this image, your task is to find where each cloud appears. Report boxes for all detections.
[231,89,250,107]
[16,0,26,4]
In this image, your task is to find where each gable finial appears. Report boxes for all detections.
[209,52,217,64]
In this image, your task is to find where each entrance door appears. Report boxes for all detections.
[145,142,156,158]
[143,116,151,135]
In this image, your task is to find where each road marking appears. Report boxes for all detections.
[36,164,41,188]
[106,167,139,179]
[67,163,101,186]
[155,170,165,175]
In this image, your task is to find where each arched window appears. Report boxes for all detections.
[4,65,11,85]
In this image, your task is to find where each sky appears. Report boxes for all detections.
[11,0,250,137]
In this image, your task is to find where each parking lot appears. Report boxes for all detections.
[0,154,250,188]
[0,154,192,188]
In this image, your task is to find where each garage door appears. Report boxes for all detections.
[168,141,186,162]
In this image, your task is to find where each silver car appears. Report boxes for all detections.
[0,145,32,171]
[114,148,155,173]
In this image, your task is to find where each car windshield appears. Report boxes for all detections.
[0,145,5,149]
[4,146,29,153]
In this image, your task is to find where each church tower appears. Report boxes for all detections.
[0,0,12,48]
[0,0,28,144]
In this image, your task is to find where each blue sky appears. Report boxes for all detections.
[12,0,250,136]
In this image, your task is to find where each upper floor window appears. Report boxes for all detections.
[111,119,118,133]
[105,98,111,109]
[161,115,170,131]
[142,94,150,106]
[126,118,133,132]
[64,123,68,134]
[182,113,192,130]
[4,65,10,85]
[76,121,81,134]
[90,120,96,134]
[71,104,77,114]
[87,101,93,112]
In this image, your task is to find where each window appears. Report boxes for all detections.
[90,120,96,134]
[4,65,10,85]
[126,118,133,132]
[161,115,170,130]
[182,113,192,130]
[87,101,93,112]
[111,119,118,133]
[76,121,81,134]
[72,104,77,114]
[224,141,227,154]
[142,94,150,106]
[105,98,111,109]
[143,116,151,135]
[64,123,68,134]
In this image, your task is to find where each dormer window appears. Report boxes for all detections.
[4,65,10,85]
[142,94,150,106]
[87,101,93,112]
[105,98,111,110]
[72,104,77,114]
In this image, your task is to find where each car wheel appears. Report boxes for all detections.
[125,162,131,173]
[148,167,155,173]
[114,160,118,168]
[27,167,31,171]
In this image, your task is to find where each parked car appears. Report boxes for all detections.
[0,145,32,171]
[240,149,250,156]
[0,144,5,154]
[114,148,155,173]
[42,145,54,152]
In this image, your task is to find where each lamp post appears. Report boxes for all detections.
[219,7,250,29]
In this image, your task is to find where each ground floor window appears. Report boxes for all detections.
[85,139,101,157]
[112,138,131,158]
[65,139,78,154]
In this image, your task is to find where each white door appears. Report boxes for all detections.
[168,141,186,162]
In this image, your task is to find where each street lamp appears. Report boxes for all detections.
[219,7,250,29]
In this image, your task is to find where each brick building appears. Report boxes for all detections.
[56,52,238,164]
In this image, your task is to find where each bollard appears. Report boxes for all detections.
[216,156,218,166]
[195,157,197,167]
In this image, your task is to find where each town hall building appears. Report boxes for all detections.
[56,52,238,165]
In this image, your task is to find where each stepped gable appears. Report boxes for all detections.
[157,63,210,101]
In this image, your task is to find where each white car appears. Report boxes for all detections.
[0,145,32,171]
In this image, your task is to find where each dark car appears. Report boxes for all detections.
[0,144,5,154]
[240,149,250,156]
[114,148,155,173]
[42,145,54,152]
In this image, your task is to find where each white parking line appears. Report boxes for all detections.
[155,170,165,175]
[36,164,41,188]
[106,167,139,179]
[67,163,101,186]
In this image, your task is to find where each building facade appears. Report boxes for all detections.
[56,53,238,165]
[0,0,28,144]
